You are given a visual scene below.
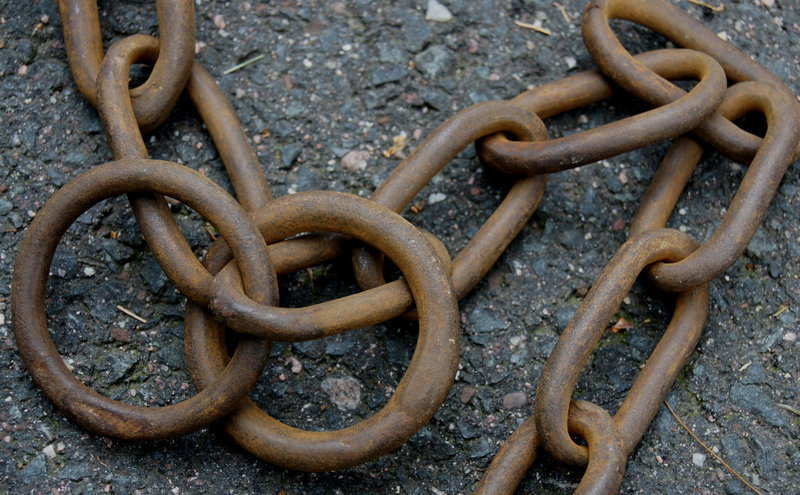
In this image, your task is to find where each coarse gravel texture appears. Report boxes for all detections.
[1,0,799,494]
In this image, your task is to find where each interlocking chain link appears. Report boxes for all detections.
[11,0,800,493]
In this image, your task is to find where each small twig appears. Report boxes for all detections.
[777,403,800,417]
[514,20,552,36]
[116,305,148,324]
[553,2,572,23]
[770,304,788,318]
[686,0,725,12]
[203,223,218,241]
[664,401,763,495]
[223,54,265,75]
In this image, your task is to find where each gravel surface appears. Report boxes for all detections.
[1,0,798,494]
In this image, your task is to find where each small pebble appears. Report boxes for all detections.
[341,150,369,171]
[428,192,447,204]
[426,0,453,23]
[321,376,362,411]
[565,56,577,69]
[692,453,706,467]
[83,266,96,277]
[502,392,526,409]
[287,356,302,374]
[42,444,56,459]
[0,314,5,326]
[783,332,797,342]
[761,0,774,7]
[460,386,477,404]
[212,14,226,29]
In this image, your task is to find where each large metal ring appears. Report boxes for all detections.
[12,159,276,439]
[184,190,461,471]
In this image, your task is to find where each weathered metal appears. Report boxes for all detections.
[185,191,460,471]
[11,0,799,493]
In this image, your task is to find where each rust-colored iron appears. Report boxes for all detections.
[533,228,709,466]
[646,82,800,292]
[582,0,800,163]
[353,100,548,302]
[11,0,799,493]
[205,102,548,340]
[58,0,196,132]
[476,49,727,175]
[11,159,274,439]
[184,191,460,472]
[474,401,626,495]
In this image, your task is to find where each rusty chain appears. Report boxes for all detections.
[11,0,799,492]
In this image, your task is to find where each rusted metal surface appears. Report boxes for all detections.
[582,0,800,163]
[12,159,274,439]
[185,191,460,471]
[10,0,799,493]
[476,49,727,175]
[58,0,195,132]
[475,401,626,495]
[533,228,709,466]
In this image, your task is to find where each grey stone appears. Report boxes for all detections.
[469,307,507,333]
[458,422,481,440]
[58,461,92,481]
[280,144,303,168]
[371,64,407,86]
[321,375,362,411]
[0,198,12,215]
[100,351,139,384]
[377,42,407,64]
[409,427,456,460]
[751,432,785,478]
[746,229,777,259]
[156,340,184,369]
[324,339,355,357]
[140,255,169,295]
[468,437,495,459]
[502,392,527,409]
[730,382,787,427]
[20,454,46,484]
[415,45,456,79]
[419,87,449,110]
[400,11,431,53]
[740,362,767,385]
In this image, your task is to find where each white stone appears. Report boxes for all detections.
[83,266,96,277]
[783,332,797,342]
[426,0,453,22]
[341,150,369,171]
[692,453,706,467]
[565,56,577,69]
[42,444,57,459]
[428,192,447,204]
